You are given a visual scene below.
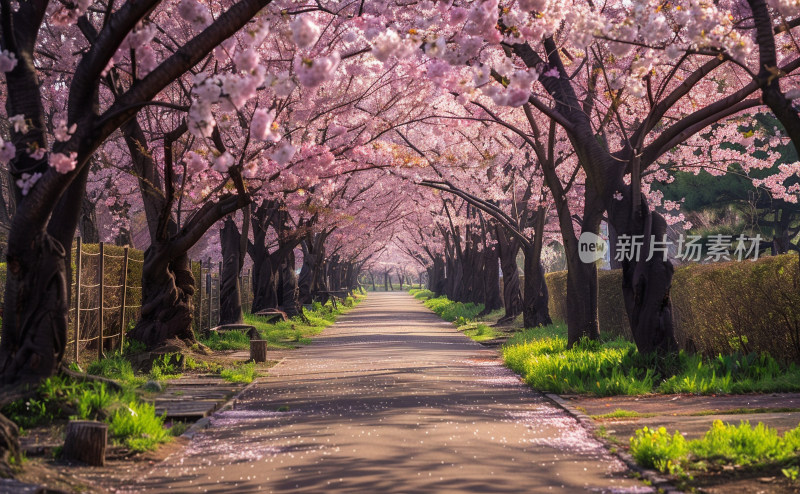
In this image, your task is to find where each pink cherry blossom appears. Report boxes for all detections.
[49,152,78,174]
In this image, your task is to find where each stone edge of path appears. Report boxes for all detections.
[180,356,288,440]
[543,392,683,494]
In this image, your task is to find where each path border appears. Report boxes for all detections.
[181,357,287,439]
[542,392,683,494]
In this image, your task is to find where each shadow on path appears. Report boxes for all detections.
[121,293,649,493]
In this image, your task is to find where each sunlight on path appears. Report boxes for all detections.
[119,293,650,493]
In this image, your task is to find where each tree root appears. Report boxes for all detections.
[58,364,123,393]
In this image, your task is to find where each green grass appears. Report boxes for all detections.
[86,353,144,387]
[415,293,508,342]
[629,426,691,475]
[630,420,800,476]
[200,329,252,351]
[1,375,172,453]
[423,296,484,325]
[462,323,501,342]
[200,296,363,351]
[109,400,170,452]
[2,296,364,453]
[409,288,434,300]
[220,362,258,383]
[591,409,656,420]
[502,322,800,396]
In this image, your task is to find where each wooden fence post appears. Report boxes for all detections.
[98,241,105,361]
[74,237,82,363]
[206,269,212,330]
[216,269,221,327]
[197,263,203,333]
[118,247,129,352]
[246,268,251,313]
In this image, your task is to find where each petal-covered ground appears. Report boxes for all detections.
[120,292,650,493]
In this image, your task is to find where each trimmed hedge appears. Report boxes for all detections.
[546,254,800,362]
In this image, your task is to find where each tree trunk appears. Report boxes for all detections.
[607,221,623,270]
[298,241,316,305]
[62,420,107,466]
[608,188,678,354]
[430,256,445,295]
[495,226,523,322]
[251,251,278,314]
[0,233,68,387]
[219,218,243,325]
[129,245,196,349]
[522,243,552,328]
[80,195,100,244]
[278,251,300,318]
[0,412,20,478]
[480,238,503,315]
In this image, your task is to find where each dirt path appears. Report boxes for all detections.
[119,293,648,493]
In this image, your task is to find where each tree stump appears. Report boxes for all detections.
[250,340,268,363]
[62,420,107,466]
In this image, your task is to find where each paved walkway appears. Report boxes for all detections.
[122,293,647,493]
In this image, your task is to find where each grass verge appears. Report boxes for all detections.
[409,289,504,341]
[502,322,800,396]
[200,295,364,351]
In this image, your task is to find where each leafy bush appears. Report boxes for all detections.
[690,420,792,465]
[2,376,84,428]
[148,353,184,381]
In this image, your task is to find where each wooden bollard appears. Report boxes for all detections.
[62,420,108,466]
[250,339,268,363]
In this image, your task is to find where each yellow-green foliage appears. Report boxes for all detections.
[545,255,800,361]
[630,420,800,475]
[503,323,800,396]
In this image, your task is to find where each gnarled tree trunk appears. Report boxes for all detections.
[278,251,300,318]
[608,190,677,354]
[522,243,552,329]
[494,226,523,323]
[129,247,196,348]
[219,217,243,325]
